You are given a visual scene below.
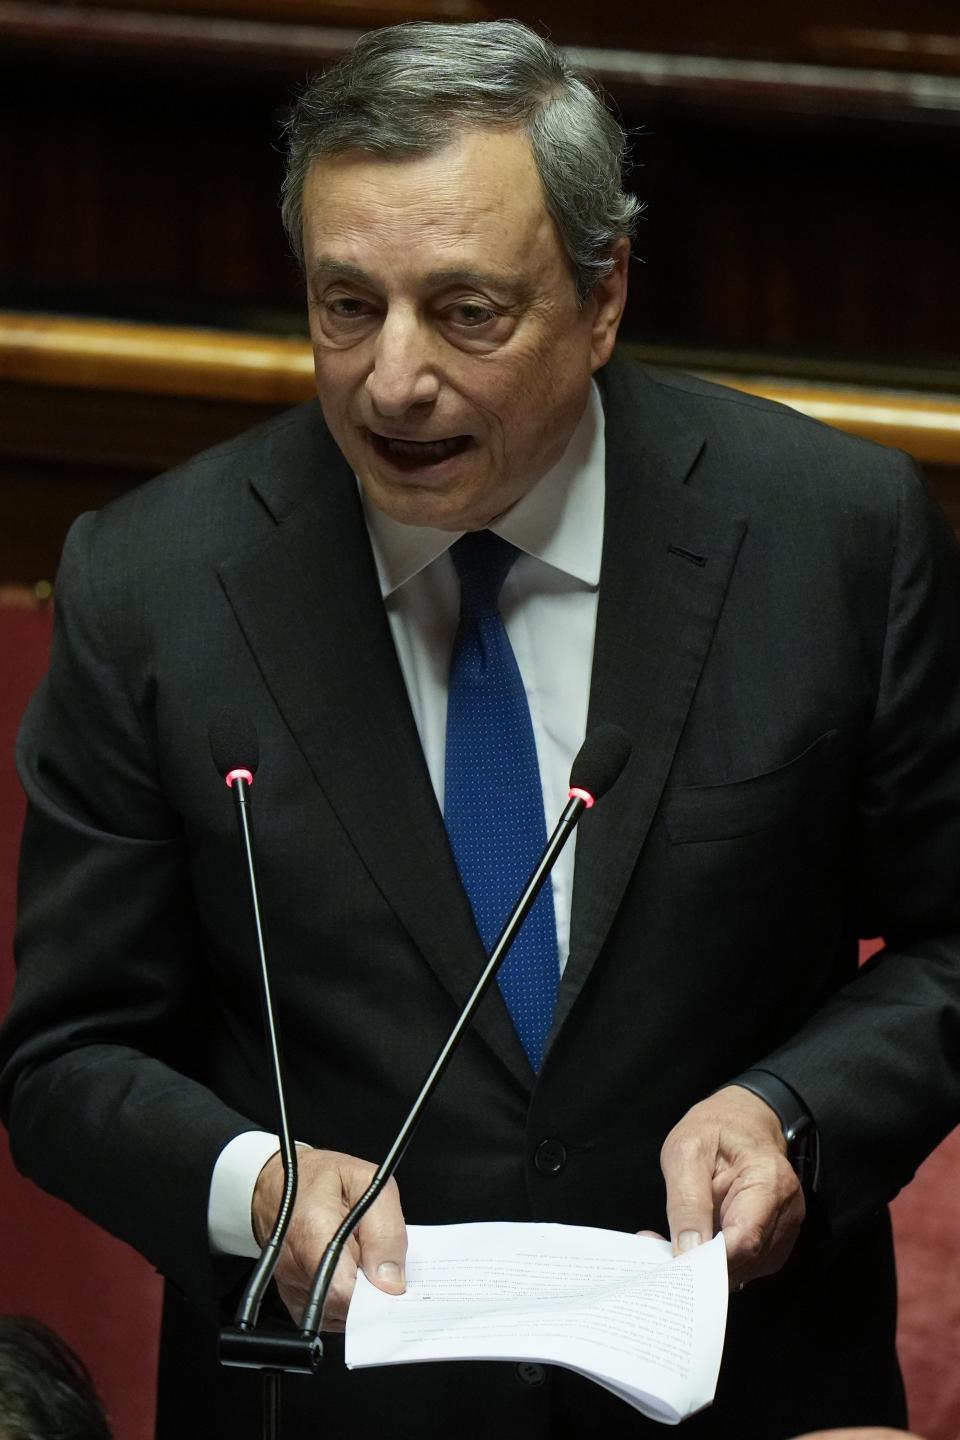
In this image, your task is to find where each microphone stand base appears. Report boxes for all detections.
[219,1326,323,1374]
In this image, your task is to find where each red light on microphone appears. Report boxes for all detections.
[225,768,255,788]
[568,786,595,809]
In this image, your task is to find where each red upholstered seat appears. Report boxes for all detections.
[891,1126,960,1439]
[0,595,161,1440]
[861,941,960,1440]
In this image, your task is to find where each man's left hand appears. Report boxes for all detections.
[659,1084,806,1290]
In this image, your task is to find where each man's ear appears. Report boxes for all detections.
[588,237,631,371]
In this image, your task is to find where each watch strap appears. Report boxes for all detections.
[732,1068,821,1194]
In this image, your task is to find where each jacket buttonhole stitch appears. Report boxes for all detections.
[667,544,707,567]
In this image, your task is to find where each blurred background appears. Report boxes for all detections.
[0,3,958,1436]
[1,0,959,582]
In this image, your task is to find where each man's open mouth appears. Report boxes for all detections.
[370,432,472,470]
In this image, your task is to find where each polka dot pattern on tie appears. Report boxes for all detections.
[443,530,560,1071]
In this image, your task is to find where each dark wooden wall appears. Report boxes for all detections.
[2,1,959,378]
[1,1,958,583]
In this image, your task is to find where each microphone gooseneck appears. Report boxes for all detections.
[297,723,633,1340]
[210,714,321,1390]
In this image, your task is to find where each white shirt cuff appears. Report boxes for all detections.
[208,1131,287,1258]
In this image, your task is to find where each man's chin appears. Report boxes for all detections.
[358,468,499,532]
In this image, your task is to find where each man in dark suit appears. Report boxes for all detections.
[3,20,960,1440]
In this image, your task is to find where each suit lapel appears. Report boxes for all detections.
[553,362,748,1037]
[217,409,532,1090]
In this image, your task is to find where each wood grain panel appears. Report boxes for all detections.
[1,314,959,582]
[2,6,958,368]
[3,314,957,463]
[0,313,314,405]
[10,1,956,73]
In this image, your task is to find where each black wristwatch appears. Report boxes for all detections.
[733,1069,821,1195]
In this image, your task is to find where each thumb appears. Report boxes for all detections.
[661,1131,715,1256]
[355,1178,407,1294]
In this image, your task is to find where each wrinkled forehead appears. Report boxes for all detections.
[302,128,550,242]
[299,128,571,299]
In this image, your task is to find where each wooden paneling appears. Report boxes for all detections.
[0,3,958,371]
[0,313,314,404]
[4,313,958,460]
[4,4,960,90]
[72,0,485,26]
[8,2,959,72]
[711,376,960,467]
[2,315,958,584]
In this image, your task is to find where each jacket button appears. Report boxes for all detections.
[534,1138,567,1174]
[515,1362,547,1387]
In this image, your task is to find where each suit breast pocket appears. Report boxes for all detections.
[664,729,842,844]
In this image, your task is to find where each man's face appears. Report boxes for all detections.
[301,127,628,531]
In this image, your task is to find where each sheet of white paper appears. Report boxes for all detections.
[345,1223,728,1424]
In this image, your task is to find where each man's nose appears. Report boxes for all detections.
[365,310,440,416]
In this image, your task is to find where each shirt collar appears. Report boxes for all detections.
[363,380,605,598]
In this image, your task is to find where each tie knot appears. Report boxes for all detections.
[450,530,519,618]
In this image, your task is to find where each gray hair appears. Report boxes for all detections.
[281,21,640,300]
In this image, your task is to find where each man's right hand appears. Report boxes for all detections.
[252,1148,407,1330]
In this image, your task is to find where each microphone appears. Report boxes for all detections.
[569,722,632,803]
[297,722,632,1340]
[209,708,321,1384]
[210,708,260,788]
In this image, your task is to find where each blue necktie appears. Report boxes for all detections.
[444,530,560,1071]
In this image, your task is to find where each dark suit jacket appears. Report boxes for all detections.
[3,356,960,1439]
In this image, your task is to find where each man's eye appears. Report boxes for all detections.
[449,303,497,328]
[326,297,370,320]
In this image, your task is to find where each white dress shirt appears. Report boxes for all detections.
[209,381,606,1256]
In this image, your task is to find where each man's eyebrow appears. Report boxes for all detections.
[424,268,529,301]
[310,258,371,285]
[310,258,529,302]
